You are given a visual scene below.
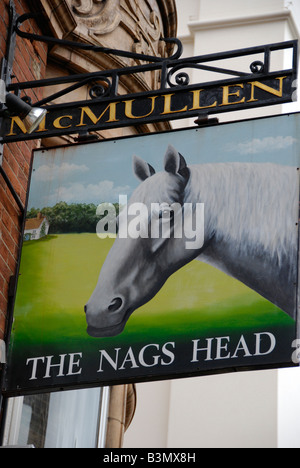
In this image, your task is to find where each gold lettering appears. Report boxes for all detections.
[6,116,27,136]
[247,76,286,102]
[124,96,157,119]
[35,113,48,133]
[76,102,119,127]
[190,89,217,110]
[220,84,245,106]
[53,115,72,129]
[161,93,188,115]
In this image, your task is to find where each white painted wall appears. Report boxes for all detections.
[167,372,278,449]
[124,0,300,449]
[278,367,300,448]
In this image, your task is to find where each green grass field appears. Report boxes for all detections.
[10,233,295,361]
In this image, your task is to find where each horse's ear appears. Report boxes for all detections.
[164,145,188,178]
[133,155,156,181]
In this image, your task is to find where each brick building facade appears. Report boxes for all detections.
[0,0,47,343]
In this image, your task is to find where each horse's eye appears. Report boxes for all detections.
[159,206,174,220]
[159,209,167,218]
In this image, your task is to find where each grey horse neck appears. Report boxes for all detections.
[184,162,299,318]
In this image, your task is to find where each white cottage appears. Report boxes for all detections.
[24,213,50,241]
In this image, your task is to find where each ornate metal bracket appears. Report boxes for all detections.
[0,0,24,213]
[0,1,298,146]
[3,40,297,122]
[15,12,183,64]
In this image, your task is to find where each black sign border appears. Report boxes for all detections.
[2,110,300,396]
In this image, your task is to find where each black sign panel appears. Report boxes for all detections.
[3,112,300,395]
[2,73,296,143]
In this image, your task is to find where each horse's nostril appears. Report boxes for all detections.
[108,297,123,313]
[84,305,87,314]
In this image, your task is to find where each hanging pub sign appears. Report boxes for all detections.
[3,112,300,395]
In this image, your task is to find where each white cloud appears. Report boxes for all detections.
[228,136,297,155]
[50,180,131,204]
[34,162,89,181]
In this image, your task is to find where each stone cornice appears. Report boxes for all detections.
[187,10,299,38]
[37,0,77,39]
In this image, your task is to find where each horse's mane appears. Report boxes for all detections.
[185,162,298,267]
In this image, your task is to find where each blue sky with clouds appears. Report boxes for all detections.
[27,113,300,210]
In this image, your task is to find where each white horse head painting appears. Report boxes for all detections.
[85,145,299,338]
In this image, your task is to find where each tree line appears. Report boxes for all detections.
[27,201,120,234]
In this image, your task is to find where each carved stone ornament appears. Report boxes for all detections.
[71,0,121,35]
[121,0,165,63]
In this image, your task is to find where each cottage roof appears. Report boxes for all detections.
[25,214,47,230]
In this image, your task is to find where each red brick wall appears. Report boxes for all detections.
[0,0,47,340]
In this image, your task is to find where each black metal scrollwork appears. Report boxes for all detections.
[167,68,191,88]
[15,13,183,63]
[250,61,265,74]
[89,78,112,99]
[3,11,297,113]
[166,61,250,89]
